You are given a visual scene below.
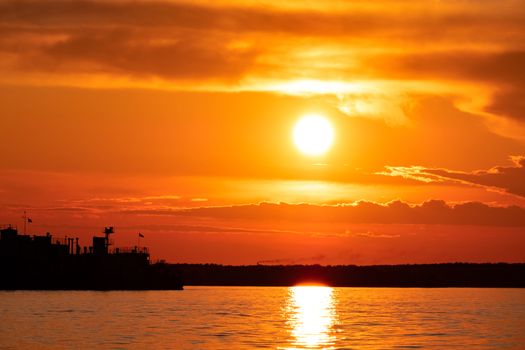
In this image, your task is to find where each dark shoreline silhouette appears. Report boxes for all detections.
[171,263,525,288]
[2,224,524,289]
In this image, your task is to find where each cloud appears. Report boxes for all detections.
[368,50,525,122]
[486,88,525,123]
[372,51,525,84]
[3,0,523,37]
[1,0,525,86]
[118,223,316,236]
[381,156,525,198]
[191,198,208,203]
[118,200,525,227]
[349,231,401,239]
[336,93,411,126]
[12,30,258,81]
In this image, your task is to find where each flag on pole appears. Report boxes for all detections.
[138,233,144,238]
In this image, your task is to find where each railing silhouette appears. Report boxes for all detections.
[52,236,69,245]
[111,247,149,254]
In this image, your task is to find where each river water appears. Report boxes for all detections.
[1,287,524,349]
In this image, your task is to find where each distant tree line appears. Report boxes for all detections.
[166,263,525,287]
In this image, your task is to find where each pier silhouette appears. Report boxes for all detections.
[0,225,182,290]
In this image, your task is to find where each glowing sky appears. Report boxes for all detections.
[1,0,524,264]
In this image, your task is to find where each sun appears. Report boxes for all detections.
[293,114,334,156]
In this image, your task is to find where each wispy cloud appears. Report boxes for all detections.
[347,230,401,239]
[381,156,525,198]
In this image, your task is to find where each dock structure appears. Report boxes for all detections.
[0,225,182,290]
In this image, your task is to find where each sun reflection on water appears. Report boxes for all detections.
[285,286,337,349]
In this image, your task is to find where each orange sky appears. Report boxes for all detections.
[1,0,524,264]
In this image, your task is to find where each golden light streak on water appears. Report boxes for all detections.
[286,286,337,349]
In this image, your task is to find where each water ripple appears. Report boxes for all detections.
[0,287,524,349]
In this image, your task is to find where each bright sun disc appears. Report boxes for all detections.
[293,115,334,156]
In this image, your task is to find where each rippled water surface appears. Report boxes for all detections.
[1,287,524,349]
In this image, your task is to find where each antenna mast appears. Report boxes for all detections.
[104,226,114,251]
[23,211,27,234]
